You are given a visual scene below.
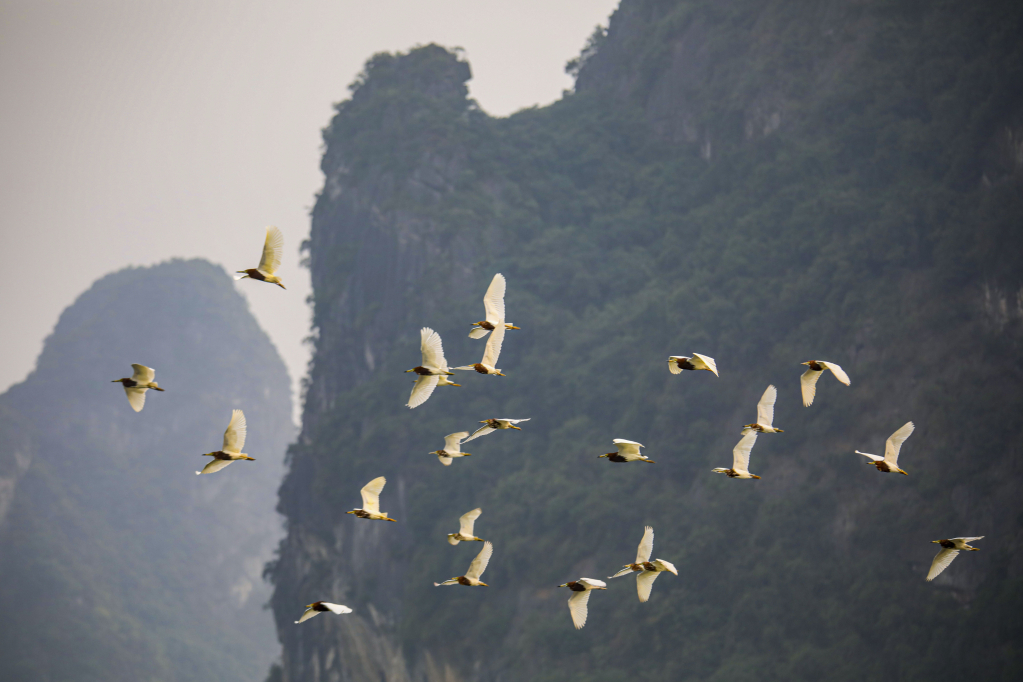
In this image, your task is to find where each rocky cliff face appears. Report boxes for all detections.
[269,2,1023,680]
[0,259,293,682]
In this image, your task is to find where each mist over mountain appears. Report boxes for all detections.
[0,259,293,682]
[264,1,1023,680]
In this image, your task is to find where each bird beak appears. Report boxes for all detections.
[598,454,608,458]
[557,583,568,588]
[479,420,488,423]
[345,511,355,514]
[404,369,414,373]
[801,361,811,365]
[429,451,439,455]
[510,425,521,430]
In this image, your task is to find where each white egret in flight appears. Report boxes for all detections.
[668,353,718,376]
[856,421,914,475]
[430,432,472,466]
[799,360,850,406]
[557,578,607,629]
[463,418,530,443]
[469,273,520,338]
[235,226,286,289]
[742,385,784,434]
[454,321,506,375]
[406,327,458,409]
[608,526,677,602]
[111,364,164,412]
[435,541,493,586]
[599,439,655,464]
[295,602,352,624]
[447,508,485,545]
[197,409,254,475]
[926,537,983,581]
[346,476,397,521]
[712,432,761,479]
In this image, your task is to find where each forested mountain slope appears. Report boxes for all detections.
[0,259,292,682]
[268,1,1023,680]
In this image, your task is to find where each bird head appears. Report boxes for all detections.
[429,450,442,456]
[743,423,757,429]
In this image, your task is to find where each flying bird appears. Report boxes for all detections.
[599,439,655,464]
[435,541,493,586]
[235,226,286,289]
[346,476,397,521]
[294,602,353,624]
[712,432,760,479]
[742,385,783,434]
[609,526,677,602]
[447,508,485,545]
[111,364,165,412]
[926,537,983,581]
[406,327,458,409]
[856,421,915,475]
[463,418,530,443]
[469,273,520,338]
[557,578,607,629]
[454,321,506,376]
[430,432,472,466]
[667,353,718,376]
[197,409,255,475]
[800,360,850,406]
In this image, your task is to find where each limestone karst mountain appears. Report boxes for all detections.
[265,1,1023,680]
[0,259,292,682]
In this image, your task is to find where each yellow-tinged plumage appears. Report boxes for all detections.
[196,409,255,475]
[111,363,165,412]
[346,476,397,521]
[235,226,286,289]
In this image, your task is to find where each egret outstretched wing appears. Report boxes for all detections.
[360,476,386,513]
[130,364,155,384]
[821,361,850,385]
[258,226,284,275]
[756,385,777,427]
[800,368,822,406]
[222,409,247,454]
[636,525,654,564]
[464,424,496,442]
[125,387,147,412]
[465,541,493,581]
[692,353,719,376]
[483,273,506,323]
[614,439,644,457]
[568,589,593,629]
[444,432,469,453]
[884,421,915,466]
[197,459,233,475]
[420,327,448,369]
[636,571,661,603]
[459,508,482,536]
[732,432,758,471]
[407,375,439,409]
[482,322,505,368]
[926,548,959,581]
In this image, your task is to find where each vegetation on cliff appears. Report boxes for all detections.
[270,2,1023,680]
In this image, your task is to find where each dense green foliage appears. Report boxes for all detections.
[0,260,292,682]
[271,2,1023,680]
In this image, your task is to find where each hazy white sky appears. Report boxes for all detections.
[0,0,619,419]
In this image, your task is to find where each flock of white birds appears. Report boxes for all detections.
[108,226,982,631]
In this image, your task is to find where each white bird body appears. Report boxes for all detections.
[800,360,850,406]
[295,601,353,624]
[407,328,458,408]
[431,432,472,466]
[235,226,286,289]
[435,541,493,586]
[455,320,506,375]
[742,385,784,434]
[926,537,983,581]
[608,526,677,602]
[856,421,914,475]
[712,432,761,479]
[111,364,165,412]
[463,418,530,443]
[197,409,254,475]
[447,508,485,544]
[668,353,718,377]
[469,273,520,338]
[599,439,655,464]
[346,476,397,521]
[558,578,607,629]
